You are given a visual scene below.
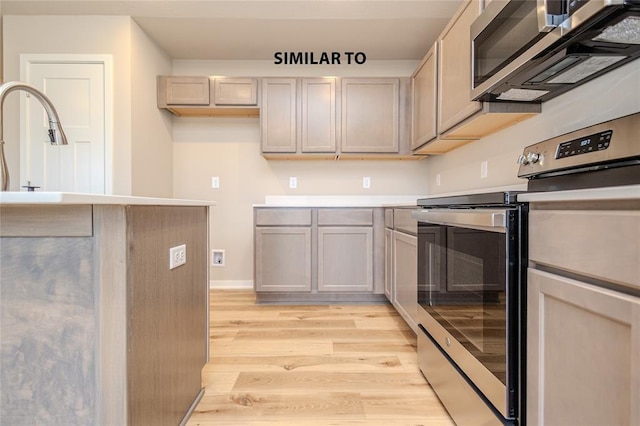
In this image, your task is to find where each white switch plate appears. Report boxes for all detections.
[480,161,488,179]
[363,177,371,189]
[169,244,186,269]
[436,174,441,186]
[289,177,297,189]
[211,176,220,188]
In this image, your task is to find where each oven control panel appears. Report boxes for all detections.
[555,130,612,159]
[517,112,639,179]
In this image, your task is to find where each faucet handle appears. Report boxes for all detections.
[21,180,40,192]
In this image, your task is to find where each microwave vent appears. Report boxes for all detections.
[593,16,640,44]
[546,55,626,83]
[497,88,549,101]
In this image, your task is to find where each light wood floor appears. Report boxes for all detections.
[186,290,454,426]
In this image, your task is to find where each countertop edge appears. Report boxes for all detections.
[0,192,215,206]
[518,185,640,202]
[255,195,426,208]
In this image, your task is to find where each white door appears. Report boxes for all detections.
[22,61,106,193]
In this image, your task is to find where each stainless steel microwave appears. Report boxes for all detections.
[471,0,640,103]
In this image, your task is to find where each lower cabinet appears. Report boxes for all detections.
[393,229,418,333]
[384,227,394,301]
[254,207,385,303]
[527,268,640,425]
[527,202,640,425]
[318,227,373,292]
[254,227,312,292]
[384,207,419,333]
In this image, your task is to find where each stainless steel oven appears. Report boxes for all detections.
[413,193,527,426]
[413,112,640,426]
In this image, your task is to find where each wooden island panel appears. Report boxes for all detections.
[0,203,209,425]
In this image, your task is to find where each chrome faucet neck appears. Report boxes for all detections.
[0,81,68,191]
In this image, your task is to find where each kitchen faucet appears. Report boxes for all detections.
[0,81,68,191]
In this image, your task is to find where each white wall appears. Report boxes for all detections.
[425,60,640,194]
[171,59,428,285]
[3,15,173,196]
[130,21,173,197]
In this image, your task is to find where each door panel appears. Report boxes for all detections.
[24,62,105,193]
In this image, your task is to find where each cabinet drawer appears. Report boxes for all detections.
[255,208,312,226]
[318,209,373,226]
[529,209,640,289]
[393,208,417,235]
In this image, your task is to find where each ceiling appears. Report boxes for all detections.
[1,0,464,60]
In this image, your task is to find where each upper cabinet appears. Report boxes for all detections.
[213,78,258,106]
[261,78,337,158]
[157,76,259,117]
[164,76,210,106]
[412,0,541,155]
[341,78,399,154]
[301,78,337,153]
[411,43,438,150]
[261,77,415,159]
[261,78,298,154]
[438,0,482,133]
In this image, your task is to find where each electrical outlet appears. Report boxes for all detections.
[480,161,488,179]
[169,244,187,269]
[211,176,220,189]
[212,249,225,267]
[363,176,371,189]
[289,177,297,189]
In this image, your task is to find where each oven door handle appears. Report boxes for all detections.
[412,209,507,233]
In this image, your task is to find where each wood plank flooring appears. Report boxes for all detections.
[187,290,454,426]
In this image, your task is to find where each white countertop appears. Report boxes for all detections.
[257,185,529,208]
[257,195,427,207]
[0,192,214,206]
[518,184,640,202]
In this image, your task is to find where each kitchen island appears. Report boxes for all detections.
[0,193,212,426]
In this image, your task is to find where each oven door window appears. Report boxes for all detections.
[418,223,507,384]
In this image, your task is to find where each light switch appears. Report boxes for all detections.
[289,177,297,189]
[363,177,371,189]
[212,176,220,188]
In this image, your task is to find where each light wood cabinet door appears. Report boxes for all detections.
[341,78,399,153]
[165,76,210,105]
[438,0,482,133]
[255,227,311,292]
[529,208,640,290]
[318,227,373,292]
[411,43,438,150]
[301,78,337,153]
[385,227,394,302]
[213,78,258,106]
[417,225,444,293]
[393,230,418,332]
[527,268,640,426]
[261,78,297,153]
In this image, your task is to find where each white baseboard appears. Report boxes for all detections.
[210,280,254,290]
